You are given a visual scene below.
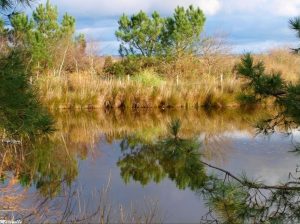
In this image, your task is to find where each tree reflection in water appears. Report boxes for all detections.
[118,119,207,190]
[0,136,78,197]
[118,117,300,223]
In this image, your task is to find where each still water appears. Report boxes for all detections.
[1,109,300,223]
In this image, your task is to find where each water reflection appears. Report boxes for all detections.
[1,107,300,223]
[0,136,78,196]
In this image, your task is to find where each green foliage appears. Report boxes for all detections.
[0,50,53,137]
[0,18,4,30]
[289,17,300,53]
[0,0,32,22]
[104,57,141,76]
[115,5,205,57]
[27,137,78,196]
[236,93,257,106]
[9,0,81,73]
[0,18,7,52]
[104,56,162,77]
[278,83,300,124]
[104,61,126,77]
[9,13,33,44]
[0,0,32,10]
[163,5,206,55]
[0,134,79,197]
[0,0,54,138]
[236,53,300,132]
[169,119,181,137]
[204,181,249,224]
[60,13,75,34]
[235,53,265,79]
[255,72,286,97]
[235,53,287,99]
[116,11,165,56]
[32,0,59,35]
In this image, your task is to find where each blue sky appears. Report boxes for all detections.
[40,0,300,55]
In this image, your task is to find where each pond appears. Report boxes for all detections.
[1,108,300,223]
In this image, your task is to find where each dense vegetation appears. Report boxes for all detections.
[9,0,86,74]
[0,1,299,113]
[0,50,53,136]
[0,0,54,138]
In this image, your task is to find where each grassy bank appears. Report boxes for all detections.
[35,49,299,110]
[36,70,241,110]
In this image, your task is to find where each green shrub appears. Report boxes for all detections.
[131,70,165,87]
[103,56,163,77]
[104,60,124,77]
[104,57,141,77]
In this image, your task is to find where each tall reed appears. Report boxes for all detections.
[36,71,242,110]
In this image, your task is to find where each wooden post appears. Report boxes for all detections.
[220,73,223,93]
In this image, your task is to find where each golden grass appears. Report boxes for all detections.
[256,48,300,83]
[35,72,102,109]
[36,71,242,110]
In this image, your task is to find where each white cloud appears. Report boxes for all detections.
[232,40,298,54]
[77,26,116,39]
[219,0,268,13]
[39,0,300,18]
[274,0,300,16]
[198,0,222,15]
[219,0,300,17]
[44,0,221,16]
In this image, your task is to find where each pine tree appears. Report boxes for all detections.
[115,5,205,57]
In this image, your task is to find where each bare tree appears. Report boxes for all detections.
[197,33,231,76]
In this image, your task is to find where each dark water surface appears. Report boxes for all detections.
[1,109,300,223]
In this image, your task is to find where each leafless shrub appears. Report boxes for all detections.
[197,33,233,76]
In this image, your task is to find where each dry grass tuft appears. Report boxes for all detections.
[36,71,242,110]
